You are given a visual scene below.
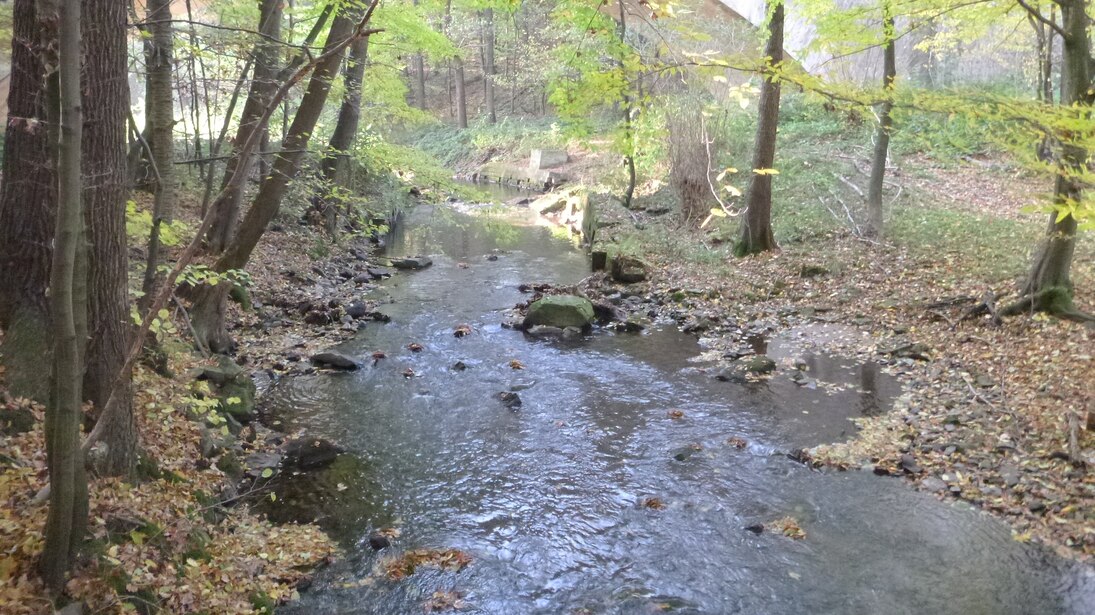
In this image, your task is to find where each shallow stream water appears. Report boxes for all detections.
[269,203,1095,614]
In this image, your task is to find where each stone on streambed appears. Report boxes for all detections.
[311,351,359,371]
[281,437,345,470]
[368,533,391,551]
[345,301,369,319]
[522,295,595,330]
[496,391,523,410]
[390,256,433,270]
[741,355,777,374]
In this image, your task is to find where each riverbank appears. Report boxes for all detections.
[0,337,337,613]
[571,164,1094,563]
[0,203,402,612]
[580,215,1094,562]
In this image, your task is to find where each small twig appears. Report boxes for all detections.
[174,296,210,359]
[836,174,866,200]
[961,373,1013,419]
[926,308,957,328]
[127,107,161,184]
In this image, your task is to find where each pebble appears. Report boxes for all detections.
[921,477,948,492]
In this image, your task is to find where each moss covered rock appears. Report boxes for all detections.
[523,295,595,330]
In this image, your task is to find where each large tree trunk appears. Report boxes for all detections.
[82,0,136,476]
[320,33,370,235]
[736,0,784,257]
[40,0,89,591]
[140,0,177,299]
[865,3,895,239]
[1015,0,1090,318]
[205,0,283,254]
[191,12,355,351]
[0,0,56,402]
[482,8,496,124]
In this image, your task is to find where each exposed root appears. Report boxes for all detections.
[1001,287,1095,323]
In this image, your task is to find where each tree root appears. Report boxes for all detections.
[959,291,1002,326]
[1001,287,1095,323]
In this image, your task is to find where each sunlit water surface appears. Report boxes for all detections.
[268,204,1095,614]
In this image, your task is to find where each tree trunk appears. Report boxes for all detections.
[191,12,356,351]
[865,3,895,239]
[482,8,496,124]
[1017,0,1089,317]
[616,0,636,209]
[82,0,136,476]
[454,59,468,128]
[40,0,90,591]
[320,33,370,235]
[140,0,177,300]
[0,0,56,403]
[205,0,283,254]
[1042,10,1054,105]
[736,1,784,257]
[413,0,427,110]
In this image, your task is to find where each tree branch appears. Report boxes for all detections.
[1015,0,1066,38]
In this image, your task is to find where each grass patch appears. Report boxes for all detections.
[888,205,1040,282]
[406,117,571,168]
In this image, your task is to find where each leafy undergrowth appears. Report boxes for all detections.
[0,352,336,614]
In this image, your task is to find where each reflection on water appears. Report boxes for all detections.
[269,205,1095,614]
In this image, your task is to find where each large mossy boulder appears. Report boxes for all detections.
[523,295,595,330]
[196,355,257,422]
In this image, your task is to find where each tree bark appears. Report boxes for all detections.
[1017,0,1089,316]
[865,3,895,239]
[205,0,283,254]
[413,0,427,110]
[736,0,784,257]
[40,0,89,591]
[616,0,636,209]
[454,58,468,128]
[191,11,356,351]
[82,0,136,476]
[320,33,370,235]
[482,8,496,124]
[0,0,56,403]
[140,0,177,300]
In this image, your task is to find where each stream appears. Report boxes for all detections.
[268,201,1095,614]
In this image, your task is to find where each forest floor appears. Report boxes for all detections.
[0,337,337,613]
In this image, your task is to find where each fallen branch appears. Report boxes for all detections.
[1067,411,1084,467]
[836,174,866,200]
[961,373,999,413]
[174,296,209,359]
[960,290,1002,327]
